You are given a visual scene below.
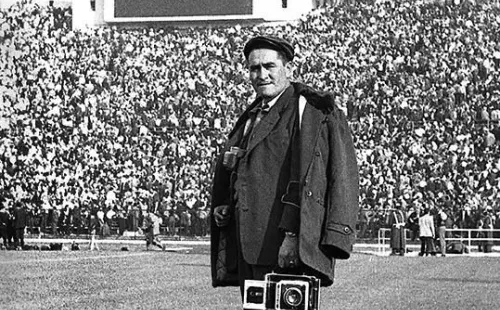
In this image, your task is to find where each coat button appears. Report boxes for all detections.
[306,191,312,197]
[344,227,351,234]
[315,151,320,156]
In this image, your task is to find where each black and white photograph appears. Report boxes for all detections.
[1,0,500,309]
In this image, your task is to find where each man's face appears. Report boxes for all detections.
[247,49,292,100]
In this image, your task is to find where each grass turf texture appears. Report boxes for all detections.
[1,245,500,310]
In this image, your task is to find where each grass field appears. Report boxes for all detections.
[1,244,500,310]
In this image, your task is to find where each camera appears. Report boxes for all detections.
[222,146,246,170]
[243,273,320,310]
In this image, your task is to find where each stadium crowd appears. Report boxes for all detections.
[1,0,500,246]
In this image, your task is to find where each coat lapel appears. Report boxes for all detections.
[226,125,244,149]
[245,108,280,153]
[245,86,294,153]
[224,98,260,149]
[226,98,260,141]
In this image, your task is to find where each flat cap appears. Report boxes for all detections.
[243,36,294,61]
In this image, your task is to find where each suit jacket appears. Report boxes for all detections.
[232,85,298,265]
[211,83,359,287]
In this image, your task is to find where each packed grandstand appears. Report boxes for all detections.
[1,0,500,238]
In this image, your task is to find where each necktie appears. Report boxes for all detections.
[240,102,270,149]
[251,102,270,132]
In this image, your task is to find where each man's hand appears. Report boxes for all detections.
[278,234,300,269]
[213,205,231,227]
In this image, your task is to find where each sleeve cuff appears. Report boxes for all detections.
[320,223,355,259]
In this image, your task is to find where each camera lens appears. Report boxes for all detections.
[283,287,303,307]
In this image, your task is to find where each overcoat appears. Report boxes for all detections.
[210,83,359,287]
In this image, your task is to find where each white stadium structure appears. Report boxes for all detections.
[0,0,315,29]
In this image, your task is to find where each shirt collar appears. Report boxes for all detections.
[263,88,288,110]
[251,88,287,114]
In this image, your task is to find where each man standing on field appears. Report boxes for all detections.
[210,35,359,298]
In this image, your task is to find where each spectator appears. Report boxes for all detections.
[436,209,448,257]
[0,204,10,248]
[406,207,419,241]
[51,207,59,236]
[12,202,27,249]
[358,205,370,239]
[167,211,179,237]
[388,204,406,256]
[180,210,192,237]
[419,208,436,257]
[115,207,127,235]
[143,212,162,250]
[478,207,494,253]
[96,207,105,236]
[128,204,140,232]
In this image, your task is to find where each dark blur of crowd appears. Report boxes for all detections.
[1,0,500,243]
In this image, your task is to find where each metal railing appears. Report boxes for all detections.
[377,228,500,253]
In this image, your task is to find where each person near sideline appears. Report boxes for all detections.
[0,205,11,249]
[419,208,436,256]
[436,209,448,257]
[12,202,27,250]
[143,212,163,250]
[478,208,494,253]
[388,204,406,256]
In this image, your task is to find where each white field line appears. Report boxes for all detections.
[24,239,402,247]
[25,238,208,246]
[0,252,153,265]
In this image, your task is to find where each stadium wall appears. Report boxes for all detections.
[72,0,101,29]
[102,0,313,26]
[1,0,314,28]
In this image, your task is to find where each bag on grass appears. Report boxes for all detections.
[446,242,468,254]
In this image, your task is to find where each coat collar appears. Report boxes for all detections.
[292,82,336,114]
